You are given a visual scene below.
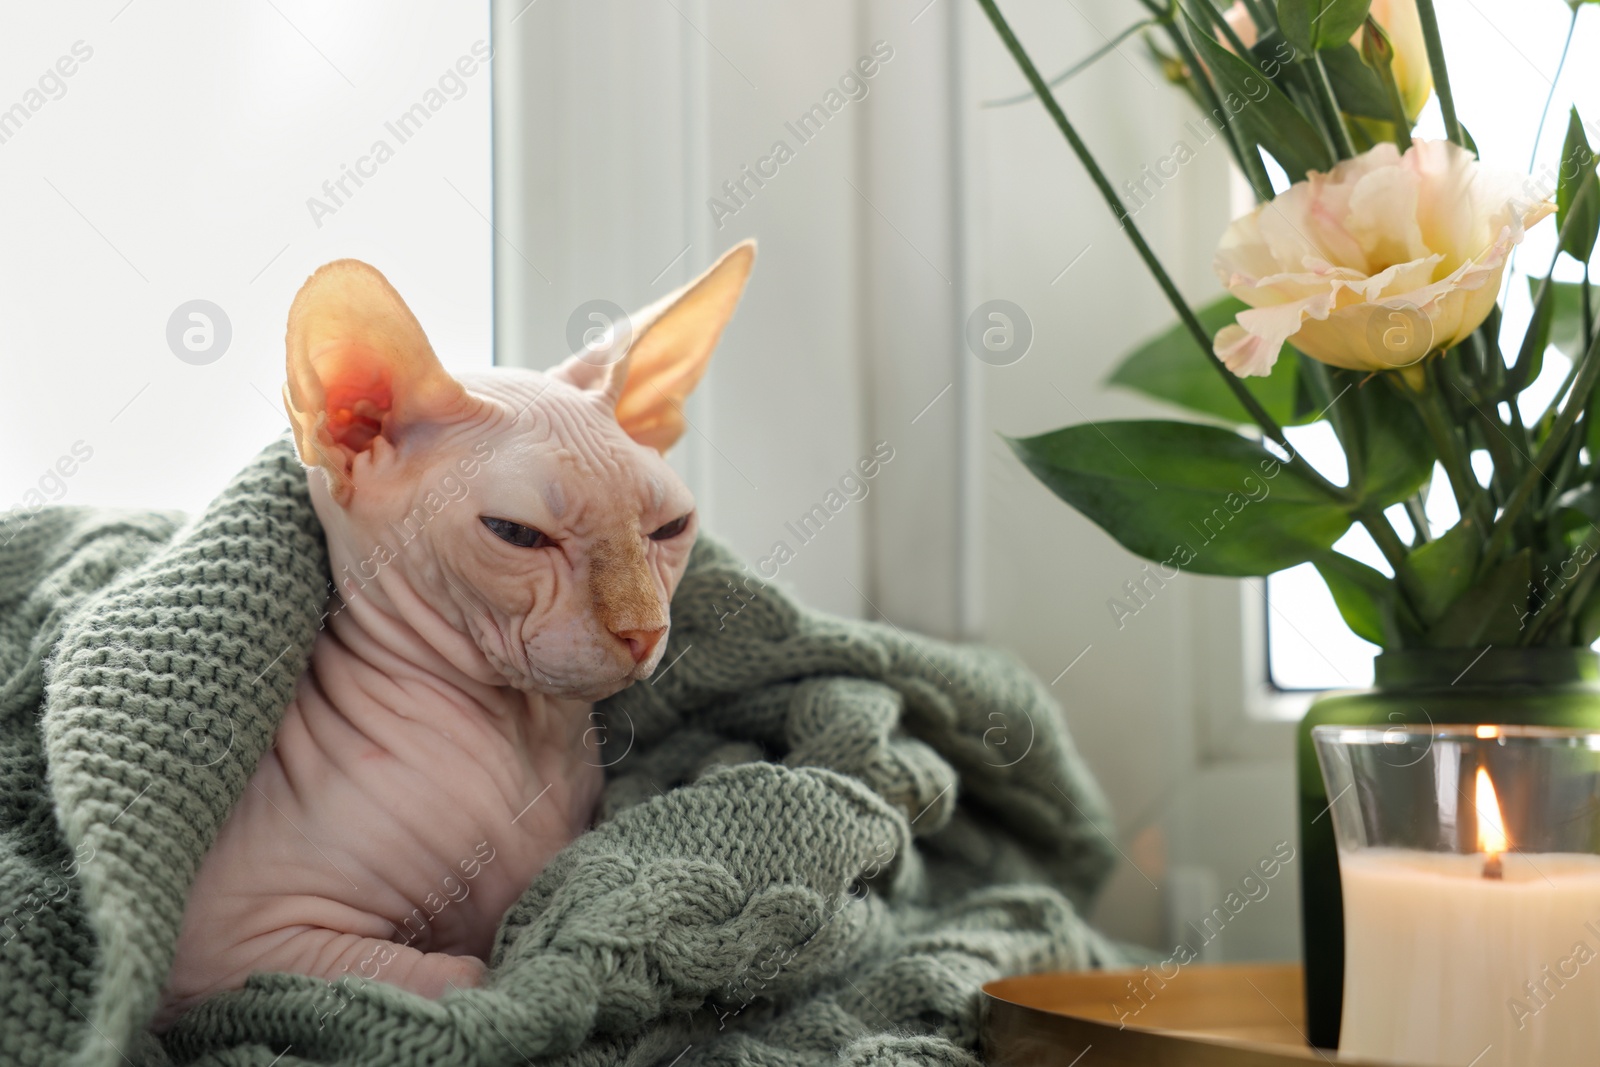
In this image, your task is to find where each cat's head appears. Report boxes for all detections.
[281,242,754,701]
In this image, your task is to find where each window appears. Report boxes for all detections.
[0,2,491,517]
[1265,0,1596,690]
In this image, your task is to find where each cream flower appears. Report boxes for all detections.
[1212,140,1554,378]
[1365,0,1432,121]
[1220,0,1432,120]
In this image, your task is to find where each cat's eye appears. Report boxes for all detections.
[480,516,553,549]
[649,514,691,541]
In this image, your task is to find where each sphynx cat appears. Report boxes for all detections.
[155,242,756,1029]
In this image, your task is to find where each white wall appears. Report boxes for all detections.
[956,0,1298,956]
[494,0,1301,960]
[0,1,491,517]
[494,0,880,622]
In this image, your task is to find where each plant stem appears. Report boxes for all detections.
[1404,496,1432,545]
[1439,356,1514,506]
[1480,325,1600,576]
[1409,362,1489,528]
[1505,5,1579,286]
[1362,27,1414,151]
[984,16,1162,108]
[974,0,1351,504]
[1570,266,1593,499]
[1413,0,1464,148]
[1544,430,1585,516]
[1528,5,1580,175]
[1465,334,1484,388]
[1584,267,1594,355]
[1470,405,1515,502]
[1582,268,1596,491]
[1479,308,1506,394]
[1359,510,1429,616]
[1507,395,1532,459]
[1309,52,1357,159]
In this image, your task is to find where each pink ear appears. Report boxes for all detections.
[553,240,755,452]
[283,259,481,505]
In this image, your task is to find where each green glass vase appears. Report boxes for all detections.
[1297,647,1600,1050]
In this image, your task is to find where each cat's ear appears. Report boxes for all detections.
[282,259,489,506]
[553,240,755,452]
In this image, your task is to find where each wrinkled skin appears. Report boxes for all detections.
[156,244,754,1029]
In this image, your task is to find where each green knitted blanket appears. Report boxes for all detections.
[0,435,1126,1067]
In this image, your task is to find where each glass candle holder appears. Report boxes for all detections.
[1313,724,1600,1067]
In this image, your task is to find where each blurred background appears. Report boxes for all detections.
[0,0,1589,963]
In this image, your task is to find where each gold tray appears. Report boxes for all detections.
[982,963,1389,1066]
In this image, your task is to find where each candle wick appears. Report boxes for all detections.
[1483,853,1504,880]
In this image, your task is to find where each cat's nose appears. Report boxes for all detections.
[615,626,667,664]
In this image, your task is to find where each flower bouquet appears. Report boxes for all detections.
[974,0,1600,1048]
[977,0,1599,653]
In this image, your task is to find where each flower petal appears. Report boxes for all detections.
[1213,323,1279,378]
[1216,291,1338,377]
[1212,139,1555,375]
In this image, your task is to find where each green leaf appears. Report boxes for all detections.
[1558,108,1600,263]
[1320,42,1392,120]
[1507,276,1558,397]
[1291,352,1324,421]
[1107,295,1301,426]
[1184,12,1335,181]
[1407,518,1482,626]
[1576,584,1600,646]
[1007,420,1353,577]
[1277,0,1372,52]
[1429,548,1531,646]
[1313,550,1403,645]
[1589,393,1600,475]
[1529,276,1600,360]
[1552,490,1600,564]
[1348,378,1436,506]
[1587,374,1600,473]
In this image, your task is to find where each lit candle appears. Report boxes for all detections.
[1476,765,1505,880]
[1339,763,1600,1066]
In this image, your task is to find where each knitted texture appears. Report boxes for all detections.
[0,434,1126,1066]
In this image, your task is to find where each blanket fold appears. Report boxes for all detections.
[0,435,1125,1067]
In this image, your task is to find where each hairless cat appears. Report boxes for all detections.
[156,242,756,1028]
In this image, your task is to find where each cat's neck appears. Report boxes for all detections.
[311,595,594,752]
[305,461,501,682]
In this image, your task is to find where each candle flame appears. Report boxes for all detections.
[1476,766,1509,857]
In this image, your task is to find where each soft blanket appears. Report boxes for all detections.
[0,434,1126,1066]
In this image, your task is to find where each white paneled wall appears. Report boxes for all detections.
[495,0,887,623]
[494,0,1300,960]
[956,0,1297,955]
